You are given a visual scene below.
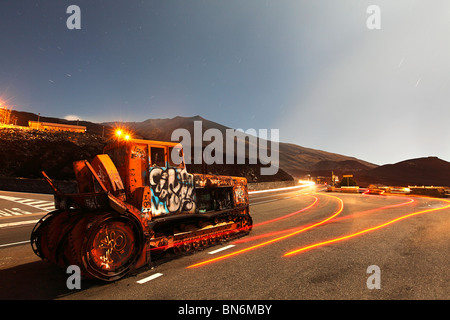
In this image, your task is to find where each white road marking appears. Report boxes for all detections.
[3,209,22,216]
[18,200,48,205]
[136,273,163,284]
[208,245,235,255]
[248,183,315,194]
[0,195,55,214]
[251,196,294,206]
[38,204,56,209]
[0,219,39,229]
[0,240,30,248]
[0,209,13,217]
[250,199,281,206]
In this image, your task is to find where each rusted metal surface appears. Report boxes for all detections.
[91,154,125,195]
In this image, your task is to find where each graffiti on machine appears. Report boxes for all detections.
[149,167,195,216]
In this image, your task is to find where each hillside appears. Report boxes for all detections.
[11,110,112,136]
[3,111,380,182]
[278,143,377,178]
[357,156,450,187]
[4,112,448,187]
[2,113,295,182]
[105,115,377,179]
[0,127,105,180]
[0,127,293,183]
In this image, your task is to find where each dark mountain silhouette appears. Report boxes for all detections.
[10,111,377,179]
[313,159,373,172]
[357,156,450,187]
[5,111,448,187]
[104,115,377,179]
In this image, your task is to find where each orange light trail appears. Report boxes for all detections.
[234,196,414,245]
[251,195,318,228]
[322,196,414,224]
[248,182,315,195]
[233,225,305,244]
[186,194,344,269]
[362,189,385,195]
[149,197,319,252]
[284,198,450,257]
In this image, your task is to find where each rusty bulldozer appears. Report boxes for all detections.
[30,138,252,281]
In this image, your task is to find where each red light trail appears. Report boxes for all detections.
[321,196,414,225]
[149,197,319,252]
[235,196,414,245]
[186,194,343,269]
[251,195,318,228]
[248,181,315,195]
[284,198,450,257]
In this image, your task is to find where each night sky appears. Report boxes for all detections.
[1,0,450,165]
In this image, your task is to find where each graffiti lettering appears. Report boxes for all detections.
[235,186,245,204]
[149,167,195,216]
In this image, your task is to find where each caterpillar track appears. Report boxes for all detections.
[30,137,252,282]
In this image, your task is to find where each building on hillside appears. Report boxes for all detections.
[28,121,86,133]
[0,107,12,125]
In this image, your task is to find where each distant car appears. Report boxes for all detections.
[365,185,385,195]
[390,187,410,194]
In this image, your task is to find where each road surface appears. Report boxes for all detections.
[1,186,449,301]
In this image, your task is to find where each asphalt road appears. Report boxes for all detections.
[1,186,449,301]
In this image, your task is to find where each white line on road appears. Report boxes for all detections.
[208,244,235,255]
[0,209,13,217]
[0,195,54,213]
[250,199,281,206]
[248,183,315,194]
[0,240,30,248]
[3,209,22,216]
[250,196,295,206]
[0,220,39,229]
[136,273,163,284]
[38,205,55,210]
[16,199,48,204]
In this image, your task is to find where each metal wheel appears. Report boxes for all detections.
[30,211,56,259]
[81,215,143,281]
